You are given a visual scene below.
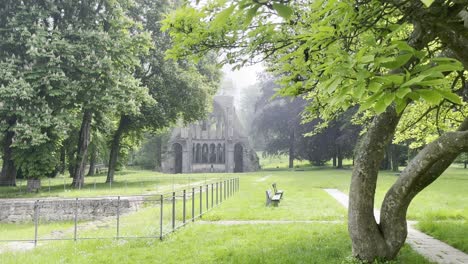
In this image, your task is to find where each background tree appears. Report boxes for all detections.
[163,0,468,261]
[104,0,221,183]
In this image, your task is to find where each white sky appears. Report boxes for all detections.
[222,63,264,90]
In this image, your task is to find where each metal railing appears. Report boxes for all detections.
[0,177,239,246]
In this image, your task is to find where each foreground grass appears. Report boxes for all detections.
[0,166,464,262]
[0,224,430,264]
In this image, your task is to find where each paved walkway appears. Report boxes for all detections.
[255,175,271,182]
[324,189,468,264]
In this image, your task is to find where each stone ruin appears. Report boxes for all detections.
[161,95,259,173]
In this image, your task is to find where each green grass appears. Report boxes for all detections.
[204,170,348,221]
[417,220,468,253]
[0,169,231,199]
[0,223,430,264]
[0,166,465,262]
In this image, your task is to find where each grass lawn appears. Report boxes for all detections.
[0,168,462,263]
[0,169,230,199]
[0,223,430,264]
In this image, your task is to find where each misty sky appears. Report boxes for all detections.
[222,64,264,90]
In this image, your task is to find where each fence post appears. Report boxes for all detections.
[74,198,78,241]
[220,181,223,203]
[172,192,176,231]
[34,200,39,247]
[183,190,186,224]
[224,180,226,201]
[211,183,214,208]
[192,187,195,222]
[216,182,219,205]
[116,196,120,239]
[199,185,202,217]
[206,185,209,210]
[160,194,163,240]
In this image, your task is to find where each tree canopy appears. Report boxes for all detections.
[163,0,468,261]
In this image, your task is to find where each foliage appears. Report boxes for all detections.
[162,0,466,128]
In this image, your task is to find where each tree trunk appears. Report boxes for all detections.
[288,125,295,169]
[59,146,66,175]
[0,118,17,186]
[350,108,468,262]
[87,144,97,176]
[71,110,93,188]
[155,135,162,170]
[106,115,130,183]
[332,155,337,167]
[349,106,401,261]
[337,146,343,168]
[391,144,399,172]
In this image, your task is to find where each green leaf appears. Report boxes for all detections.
[272,3,293,19]
[381,53,413,69]
[374,97,388,114]
[435,89,463,104]
[368,81,382,92]
[415,89,443,105]
[395,98,407,114]
[212,5,236,27]
[417,79,448,86]
[396,87,412,98]
[401,73,430,88]
[244,4,260,27]
[428,64,463,74]
[420,0,435,7]
[383,93,395,106]
[327,77,342,93]
[359,91,382,112]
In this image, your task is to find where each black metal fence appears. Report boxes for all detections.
[0,177,239,247]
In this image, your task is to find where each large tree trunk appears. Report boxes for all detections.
[87,143,97,176]
[0,118,17,186]
[106,115,130,183]
[349,106,401,260]
[349,106,468,261]
[71,110,93,188]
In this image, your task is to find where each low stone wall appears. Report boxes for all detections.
[0,197,147,223]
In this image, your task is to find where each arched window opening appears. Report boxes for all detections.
[202,144,209,163]
[209,143,216,163]
[196,143,201,163]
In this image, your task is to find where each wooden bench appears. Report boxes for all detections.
[272,183,284,199]
[94,164,107,174]
[266,190,281,207]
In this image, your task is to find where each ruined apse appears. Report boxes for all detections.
[161,95,259,174]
